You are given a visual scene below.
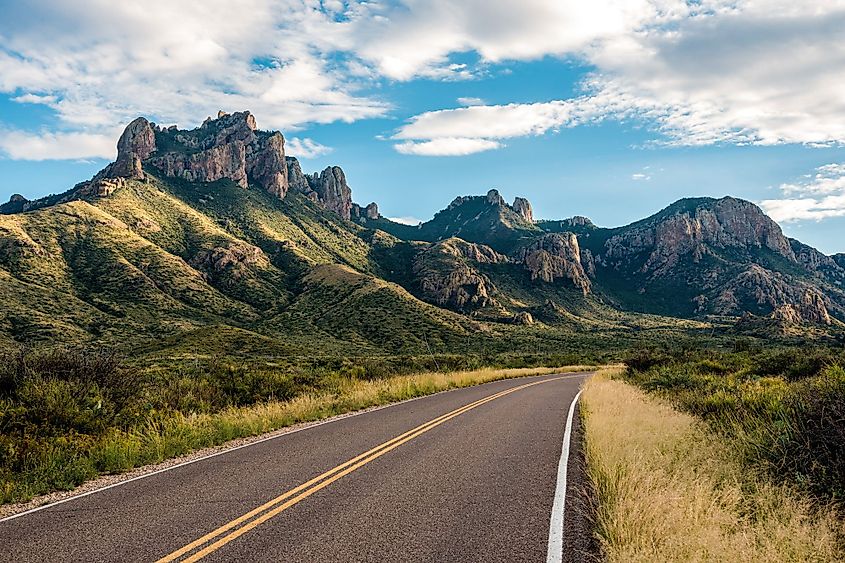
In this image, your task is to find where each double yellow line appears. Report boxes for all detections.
[157,376,566,562]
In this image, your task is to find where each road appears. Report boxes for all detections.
[1,372,593,562]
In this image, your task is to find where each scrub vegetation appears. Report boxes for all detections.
[0,346,593,505]
[582,370,845,562]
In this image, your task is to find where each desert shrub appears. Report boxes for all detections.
[624,345,845,501]
[0,347,142,434]
[776,365,845,498]
[623,347,674,372]
[751,348,840,381]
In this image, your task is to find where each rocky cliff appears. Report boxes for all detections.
[602,197,795,277]
[11,111,369,222]
[412,238,505,312]
[512,233,591,294]
[143,111,289,198]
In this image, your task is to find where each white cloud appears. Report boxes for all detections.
[394,138,503,156]
[631,173,651,181]
[388,216,424,226]
[5,0,845,161]
[344,0,684,80]
[760,162,845,222]
[457,97,485,107]
[389,1,845,151]
[285,137,332,159]
[0,0,388,159]
[0,129,116,160]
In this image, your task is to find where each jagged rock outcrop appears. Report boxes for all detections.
[713,264,831,323]
[306,166,353,220]
[77,178,125,197]
[512,311,534,325]
[580,248,596,278]
[365,202,379,220]
[412,238,504,312]
[486,189,505,206]
[285,157,310,193]
[105,117,156,180]
[189,242,266,282]
[514,233,591,294]
[513,197,533,223]
[602,197,795,277]
[351,202,380,221]
[435,238,508,264]
[562,216,594,228]
[146,111,289,197]
[248,132,288,197]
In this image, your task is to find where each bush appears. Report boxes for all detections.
[0,347,142,434]
[622,344,845,502]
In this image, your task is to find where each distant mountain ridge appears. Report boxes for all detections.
[1,111,842,354]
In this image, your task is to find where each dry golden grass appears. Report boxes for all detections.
[581,370,845,563]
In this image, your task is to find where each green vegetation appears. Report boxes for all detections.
[622,344,845,501]
[0,346,593,505]
[582,371,844,562]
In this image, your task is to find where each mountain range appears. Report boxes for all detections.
[2,111,843,355]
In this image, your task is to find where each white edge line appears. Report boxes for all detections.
[546,388,584,563]
[1,370,590,524]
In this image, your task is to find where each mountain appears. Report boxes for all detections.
[0,110,842,355]
[373,189,539,254]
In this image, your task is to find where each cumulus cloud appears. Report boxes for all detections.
[285,137,332,159]
[0,0,387,159]
[388,216,424,226]
[344,0,682,80]
[5,0,845,163]
[394,138,503,156]
[760,162,845,222]
[391,1,845,151]
[457,97,486,107]
[0,129,116,160]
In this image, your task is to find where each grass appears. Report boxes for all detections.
[623,346,845,500]
[0,349,593,506]
[581,370,845,562]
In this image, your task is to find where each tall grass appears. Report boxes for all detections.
[1,360,591,506]
[623,346,845,500]
[582,371,845,562]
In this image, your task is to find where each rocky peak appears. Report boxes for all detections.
[102,111,289,199]
[486,189,505,206]
[0,194,30,214]
[561,216,594,228]
[512,197,533,223]
[107,117,156,179]
[365,202,379,220]
[604,197,795,276]
[310,166,353,220]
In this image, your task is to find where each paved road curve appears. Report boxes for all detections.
[1,372,592,562]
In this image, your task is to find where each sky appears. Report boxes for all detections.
[0,0,844,254]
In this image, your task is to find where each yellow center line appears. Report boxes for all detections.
[157,375,569,562]
[156,385,518,562]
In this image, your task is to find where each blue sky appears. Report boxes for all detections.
[1,0,844,254]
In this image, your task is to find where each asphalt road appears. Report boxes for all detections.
[1,372,593,562]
